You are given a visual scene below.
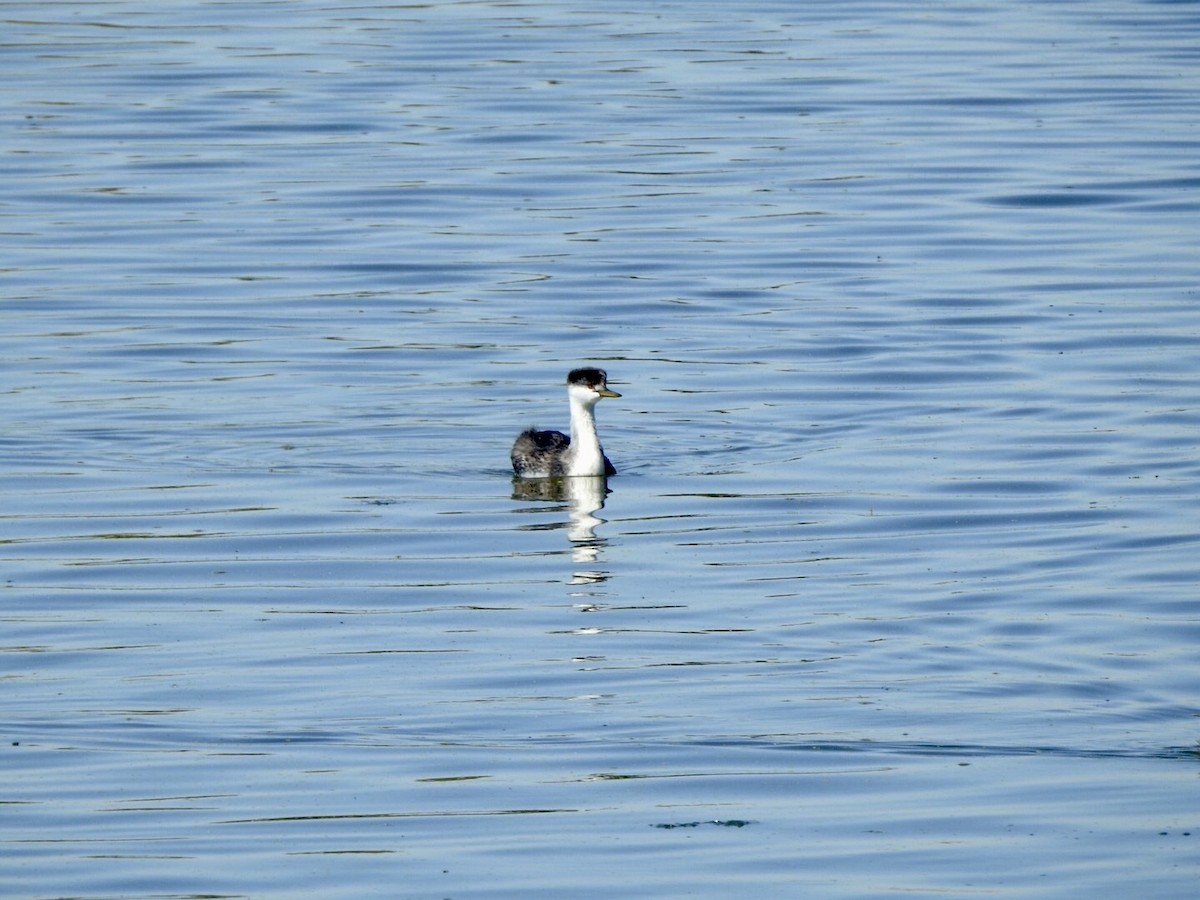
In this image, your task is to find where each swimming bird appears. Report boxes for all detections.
[511,368,621,478]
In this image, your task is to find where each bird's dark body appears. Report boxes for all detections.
[511,427,615,477]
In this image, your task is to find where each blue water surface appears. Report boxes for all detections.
[3,1,1199,897]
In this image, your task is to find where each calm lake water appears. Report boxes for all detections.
[3,1,1199,897]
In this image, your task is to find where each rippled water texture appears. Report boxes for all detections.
[3,1,1199,897]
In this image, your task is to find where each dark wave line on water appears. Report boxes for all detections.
[11,721,1195,763]
[505,734,1200,764]
[244,730,1200,763]
[713,736,1200,763]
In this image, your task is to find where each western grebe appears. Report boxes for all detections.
[511,367,621,478]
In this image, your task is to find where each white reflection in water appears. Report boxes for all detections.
[512,474,612,570]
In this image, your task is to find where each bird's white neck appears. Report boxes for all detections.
[567,390,607,476]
